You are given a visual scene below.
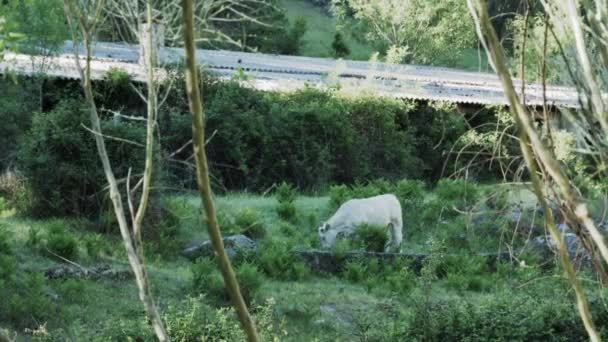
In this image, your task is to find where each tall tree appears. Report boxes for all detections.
[180,0,259,340]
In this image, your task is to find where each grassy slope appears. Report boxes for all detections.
[280,0,375,60]
[280,0,490,71]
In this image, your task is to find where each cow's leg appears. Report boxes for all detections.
[389,218,403,253]
[384,223,394,252]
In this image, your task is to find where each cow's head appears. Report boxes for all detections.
[318,222,335,248]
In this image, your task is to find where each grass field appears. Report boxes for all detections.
[2,182,604,340]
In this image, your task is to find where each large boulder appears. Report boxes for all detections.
[182,234,257,261]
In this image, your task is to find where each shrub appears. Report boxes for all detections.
[0,79,37,170]
[192,258,263,304]
[275,182,298,223]
[342,258,415,294]
[45,220,78,260]
[55,278,86,304]
[332,32,350,58]
[257,237,309,280]
[26,226,42,249]
[216,210,239,235]
[0,226,55,329]
[165,296,286,341]
[276,181,297,203]
[434,178,480,211]
[0,169,31,214]
[402,287,608,341]
[235,208,266,239]
[279,222,297,237]
[162,80,476,191]
[353,223,388,252]
[277,17,308,55]
[83,233,110,260]
[343,261,367,283]
[18,99,148,218]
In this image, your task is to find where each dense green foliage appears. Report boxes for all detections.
[0,80,37,169]
[0,0,67,55]
[166,80,467,191]
[192,257,263,305]
[332,0,477,66]
[17,99,148,217]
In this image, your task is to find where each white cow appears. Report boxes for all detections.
[318,194,403,252]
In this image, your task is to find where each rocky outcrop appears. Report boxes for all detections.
[182,234,257,261]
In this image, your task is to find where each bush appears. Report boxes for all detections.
[165,296,286,341]
[0,79,37,170]
[0,225,55,329]
[332,32,350,58]
[277,17,308,55]
[342,259,415,294]
[234,208,266,239]
[257,237,309,280]
[192,258,264,304]
[55,278,86,304]
[164,83,468,191]
[275,182,298,223]
[434,178,480,211]
[402,287,608,341]
[353,223,388,252]
[45,220,78,260]
[83,233,110,260]
[18,99,148,217]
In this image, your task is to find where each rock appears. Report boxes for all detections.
[182,234,257,261]
[531,232,591,266]
[44,264,132,280]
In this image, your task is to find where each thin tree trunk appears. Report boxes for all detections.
[62,1,168,340]
[467,1,600,340]
[179,1,259,341]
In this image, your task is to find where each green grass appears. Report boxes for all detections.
[0,187,602,340]
[281,0,375,60]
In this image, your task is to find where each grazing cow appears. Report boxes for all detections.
[318,194,403,252]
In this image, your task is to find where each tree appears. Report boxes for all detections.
[332,31,350,58]
[0,0,67,56]
[180,0,259,340]
[332,0,477,66]
[0,0,68,110]
[62,1,169,340]
[105,0,290,53]
[468,0,608,340]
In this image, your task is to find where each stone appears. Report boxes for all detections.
[44,264,132,280]
[182,234,257,261]
[531,232,591,266]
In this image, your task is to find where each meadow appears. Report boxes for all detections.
[2,180,604,340]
